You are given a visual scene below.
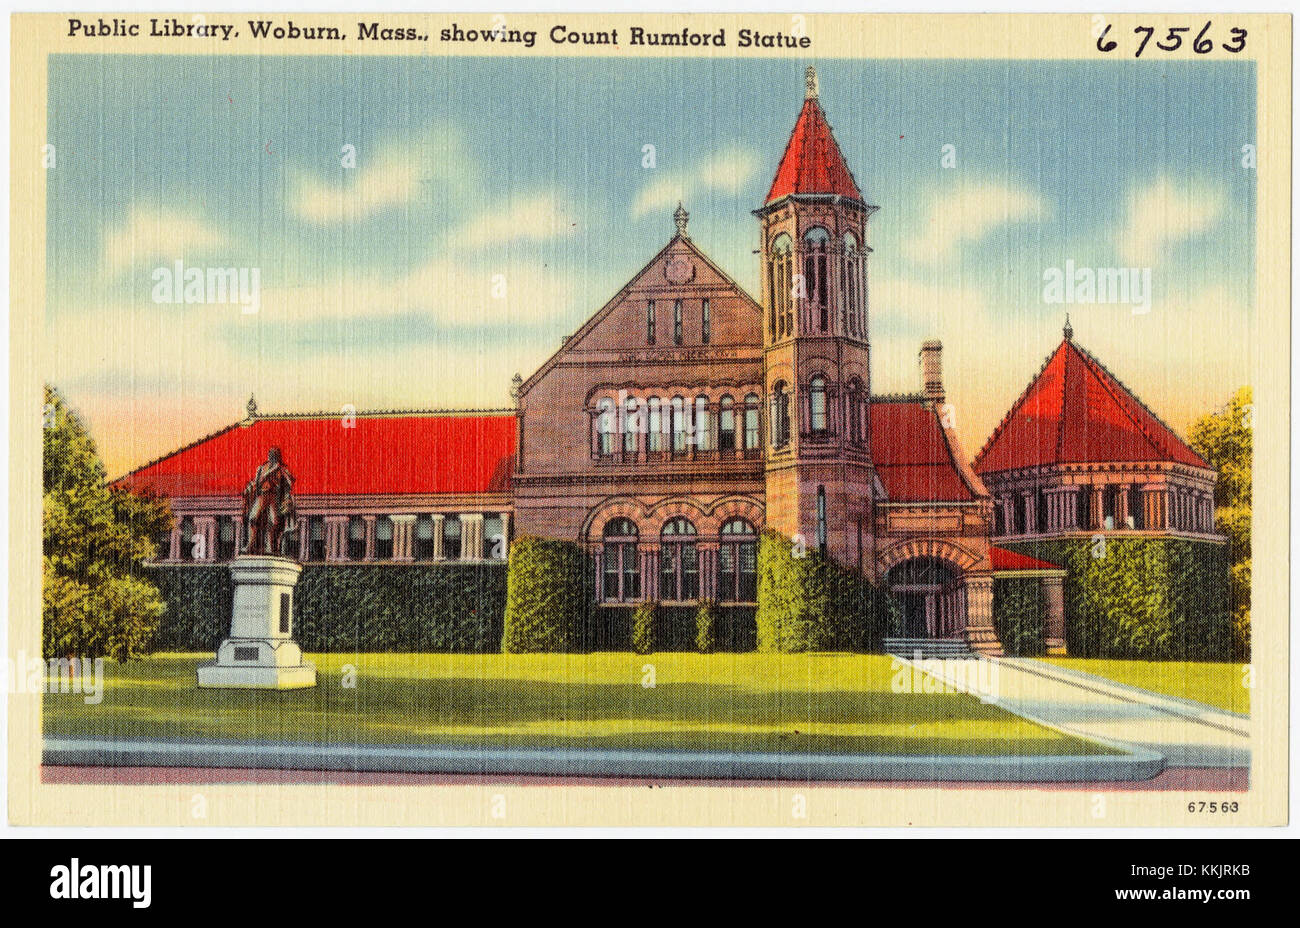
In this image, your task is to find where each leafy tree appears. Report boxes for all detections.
[42,385,171,660]
[1188,386,1252,658]
[631,600,657,654]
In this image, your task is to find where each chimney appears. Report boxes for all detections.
[919,340,944,404]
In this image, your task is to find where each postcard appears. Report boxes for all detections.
[9,11,1289,826]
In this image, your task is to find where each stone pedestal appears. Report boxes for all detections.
[197,555,316,689]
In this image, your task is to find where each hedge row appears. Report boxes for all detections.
[588,603,757,653]
[144,563,507,652]
[992,577,1047,657]
[755,530,896,652]
[999,537,1233,660]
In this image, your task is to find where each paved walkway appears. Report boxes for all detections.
[914,656,1250,769]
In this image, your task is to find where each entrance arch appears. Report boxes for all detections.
[885,557,966,639]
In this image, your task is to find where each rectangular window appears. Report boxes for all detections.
[673,299,683,345]
[647,301,655,344]
[375,517,394,559]
[817,486,827,556]
[701,299,710,344]
[484,513,506,559]
[623,401,638,455]
[179,517,196,561]
[744,404,759,450]
[738,541,757,602]
[671,399,686,455]
[718,544,736,602]
[604,549,621,600]
[308,516,326,562]
[681,544,699,600]
[695,399,711,452]
[414,515,436,561]
[443,516,462,560]
[719,404,735,452]
[659,546,677,601]
[597,401,615,458]
[347,516,366,560]
[622,543,641,600]
[648,400,663,453]
[217,516,236,560]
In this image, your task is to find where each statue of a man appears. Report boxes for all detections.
[241,447,297,556]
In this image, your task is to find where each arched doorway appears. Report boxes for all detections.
[886,557,965,638]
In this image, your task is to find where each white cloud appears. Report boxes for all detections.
[292,126,475,224]
[904,182,1047,263]
[454,193,576,249]
[99,207,227,276]
[631,148,760,219]
[1116,177,1224,265]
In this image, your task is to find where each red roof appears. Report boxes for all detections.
[974,338,1209,474]
[114,413,516,497]
[871,401,975,502]
[990,546,1060,571]
[766,97,863,204]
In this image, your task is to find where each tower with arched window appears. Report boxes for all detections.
[756,66,878,573]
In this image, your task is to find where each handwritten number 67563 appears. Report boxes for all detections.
[1096,23,1247,56]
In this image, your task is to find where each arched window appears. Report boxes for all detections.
[743,393,761,451]
[810,375,828,435]
[718,518,758,603]
[770,233,793,338]
[660,517,699,602]
[718,395,736,452]
[596,397,615,458]
[602,518,640,602]
[647,397,663,453]
[771,382,791,448]
[670,396,687,455]
[694,395,711,452]
[804,227,830,331]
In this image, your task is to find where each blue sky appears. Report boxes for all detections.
[46,54,1255,475]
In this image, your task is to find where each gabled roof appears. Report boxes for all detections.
[517,232,761,397]
[974,335,1209,474]
[766,96,864,205]
[113,411,516,498]
[871,398,979,503]
[990,546,1061,572]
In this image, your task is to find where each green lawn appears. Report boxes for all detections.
[1038,658,1250,715]
[43,652,1116,757]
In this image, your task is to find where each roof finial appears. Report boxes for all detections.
[1063,314,1073,342]
[805,65,819,100]
[673,201,689,239]
[246,393,258,418]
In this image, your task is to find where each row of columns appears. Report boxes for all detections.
[167,512,507,563]
[998,484,1215,536]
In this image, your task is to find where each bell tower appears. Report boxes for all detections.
[757,66,879,575]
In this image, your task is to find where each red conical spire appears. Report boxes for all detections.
[765,66,863,205]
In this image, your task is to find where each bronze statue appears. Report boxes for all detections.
[241,447,297,556]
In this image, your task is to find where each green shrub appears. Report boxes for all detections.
[756,530,895,652]
[146,562,507,652]
[694,600,718,653]
[992,577,1046,656]
[632,600,657,654]
[502,537,587,653]
[1000,537,1232,660]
